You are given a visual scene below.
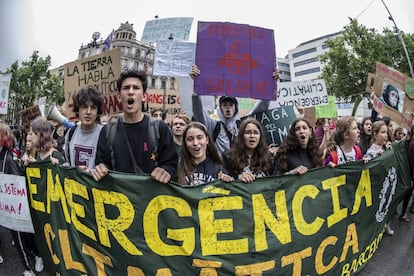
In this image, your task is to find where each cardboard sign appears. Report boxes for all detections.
[194,21,276,100]
[366,63,414,128]
[64,48,121,120]
[0,73,12,115]
[19,105,41,131]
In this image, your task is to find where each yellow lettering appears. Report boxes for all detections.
[235,260,275,275]
[351,169,372,215]
[47,169,70,223]
[281,247,312,276]
[322,175,347,227]
[144,195,194,256]
[193,259,222,276]
[315,236,338,274]
[59,230,86,272]
[253,192,291,251]
[292,185,324,235]
[127,266,144,275]
[43,223,60,265]
[155,268,172,276]
[340,223,359,262]
[26,167,45,212]
[199,196,248,255]
[65,179,96,241]
[83,243,113,276]
[92,188,141,255]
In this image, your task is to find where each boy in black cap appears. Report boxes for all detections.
[190,65,279,157]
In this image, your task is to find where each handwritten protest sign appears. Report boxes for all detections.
[141,17,193,44]
[274,79,328,108]
[315,95,337,118]
[19,105,41,131]
[367,63,414,128]
[0,73,12,115]
[194,21,276,100]
[0,174,33,233]
[153,40,195,77]
[250,106,296,146]
[64,48,121,120]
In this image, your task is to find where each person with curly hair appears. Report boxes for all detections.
[273,118,323,175]
[223,118,273,183]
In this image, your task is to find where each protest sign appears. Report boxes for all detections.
[250,106,296,146]
[26,143,410,275]
[274,79,328,108]
[0,174,33,233]
[141,17,193,44]
[0,73,12,115]
[194,21,276,100]
[367,63,414,128]
[315,95,337,118]
[153,40,195,77]
[64,48,121,120]
[19,105,41,131]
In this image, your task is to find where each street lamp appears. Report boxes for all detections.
[381,0,414,79]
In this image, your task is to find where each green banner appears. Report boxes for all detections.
[315,95,337,118]
[26,142,411,275]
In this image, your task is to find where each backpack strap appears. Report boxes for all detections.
[353,145,362,160]
[329,151,339,165]
[105,118,119,170]
[65,125,78,164]
[212,121,221,142]
[148,117,160,167]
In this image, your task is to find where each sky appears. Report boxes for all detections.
[1,0,413,71]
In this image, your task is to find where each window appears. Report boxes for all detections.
[293,57,319,67]
[292,48,317,58]
[295,67,320,77]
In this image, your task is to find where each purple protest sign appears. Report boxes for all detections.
[194,21,276,100]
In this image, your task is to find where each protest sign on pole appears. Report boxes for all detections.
[0,73,12,115]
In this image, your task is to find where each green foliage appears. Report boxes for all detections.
[320,18,414,102]
[5,51,64,113]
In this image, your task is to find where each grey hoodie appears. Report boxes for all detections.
[192,94,269,157]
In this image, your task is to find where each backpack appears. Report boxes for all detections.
[65,125,78,164]
[105,116,160,170]
[329,144,363,165]
[212,120,241,146]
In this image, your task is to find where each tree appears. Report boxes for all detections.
[6,51,64,117]
[319,18,414,102]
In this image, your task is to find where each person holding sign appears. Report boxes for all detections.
[273,118,323,175]
[0,123,44,275]
[190,64,279,157]
[222,118,273,183]
[177,122,234,186]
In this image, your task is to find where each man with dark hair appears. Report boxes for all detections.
[93,70,178,183]
[64,86,104,170]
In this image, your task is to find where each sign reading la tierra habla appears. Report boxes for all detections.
[64,48,121,120]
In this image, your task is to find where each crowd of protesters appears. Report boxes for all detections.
[1,68,413,275]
